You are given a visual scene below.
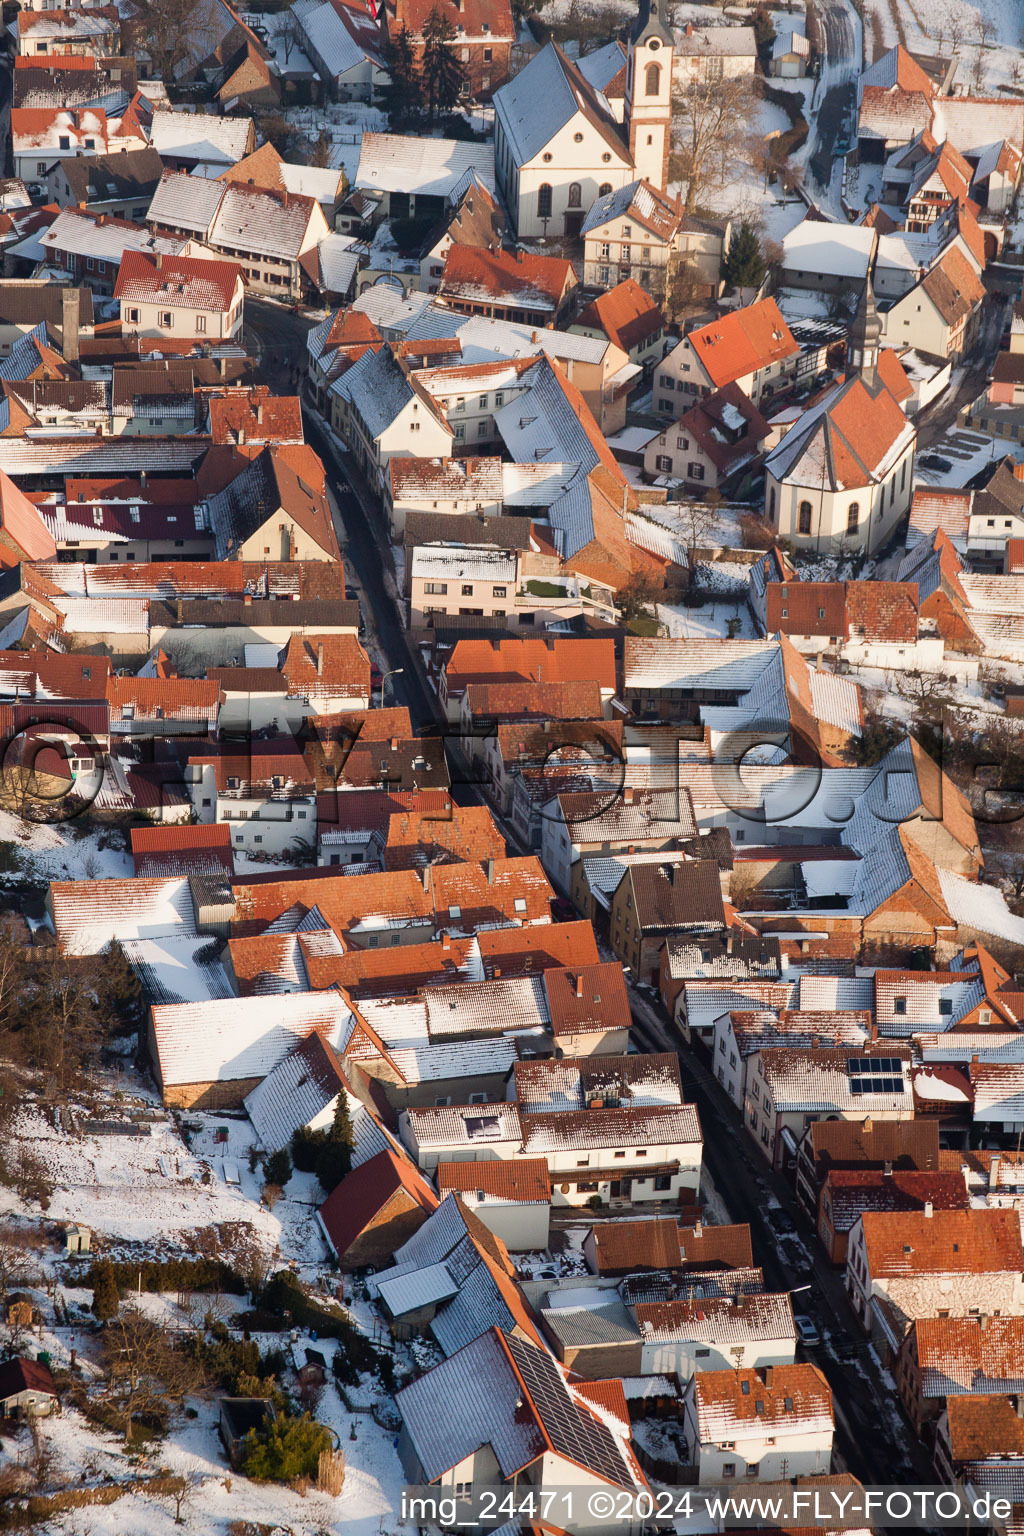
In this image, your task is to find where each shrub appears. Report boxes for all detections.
[81,1257,246,1296]
[91,1258,119,1321]
[241,1412,333,1482]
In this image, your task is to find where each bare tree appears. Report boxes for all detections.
[677,499,721,552]
[670,75,755,213]
[101,1304,201,1444]
[664,255,704,320]
[122,0,217,82]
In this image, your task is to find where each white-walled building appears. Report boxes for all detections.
[114,250,244,340]
[682,1365,834,1483]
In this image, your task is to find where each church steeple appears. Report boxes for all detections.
[848,272,881,386]
[631,0,672,46]
[625,0,674,191]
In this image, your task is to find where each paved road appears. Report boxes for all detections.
[914,287,1011,456]
[806,0,862,203]
[625,985,938,1492]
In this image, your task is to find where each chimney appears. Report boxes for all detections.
[317,643,324,677]
[237,427,245,445]
[256,401,263,425]
[764,1366,774,1390]
[883,1161,893,1178]
[923,1201,934,1218]
[575,973,584,998]
[282,189,288,208]
[243,591,252,606]
[811,1034,819,1049]
[493,966,501,978]
[485,857,495,884]
[862,1116,873,1132]
[421,867,430,890]
[693,1221,702,1237]
[441,931,451,951]
[155,251,163,270]
[61,287,80,364]
[623,786,634,804]
[990,1154,1001,1189]
[981,1314,990,1331]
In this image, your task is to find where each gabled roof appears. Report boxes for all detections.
[493,41,630,170]
[0,1357,57,1401]
[687,299,799,390]
[114,249,243,312]
[860,44,936,97]
[318,1147,438,1256]
[396,1325,641,1487]
[437,1158,551,1203]
[580,178,682,242]
[915,1316,1024,1398]
[690,1364,833,1440]
[439,244,575,313]
[765,374,914,492]
[860,1206,1024,1277]
[945,1394,1024,1462]
[205,444,339,561]
[576,279,664,355]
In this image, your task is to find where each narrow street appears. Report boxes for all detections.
[625,986,938,1494]
[806,0,862,205]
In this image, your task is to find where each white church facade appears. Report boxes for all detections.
[493,0,673,239]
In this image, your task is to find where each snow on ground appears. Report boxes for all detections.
[914,428,1006,488]
[875,0,1023,94]
[658,597,756,639]
[0,805,131,884]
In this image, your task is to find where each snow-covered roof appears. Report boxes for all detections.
[356,132,495,198]
[292,0,381,79]
[493,41,625,170]
[50,875,196,956]
[782,220,876,278]
[152,991,352,1088]
[148,110,253,166]
[118,934,233,1005]
[937,869,1024,947]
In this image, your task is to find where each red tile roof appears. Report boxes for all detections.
[464,680,605,721]
[318,1148,438,1257]
[383,803,506,870]
[0,469,57,564]
[114,249,243,312]
[544,961,631,1038]
[280,633,371,701]
[445,637,617,693]
[766,582,847,639]
[861,1207,1024,1277]
[945,1394,1024,1461]
[439,244,576,311]
[437,1158,551,1203]
[846,580,919,642]
[678,1222,754,1269]
[208,390,303,446]
[588,1216,682,1274]
[688,299,799,390]
[576,278,665,355]
[131,822,234,878]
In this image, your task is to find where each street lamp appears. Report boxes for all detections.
[379,667,404,706]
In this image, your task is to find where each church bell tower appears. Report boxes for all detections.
[625,0,674,192]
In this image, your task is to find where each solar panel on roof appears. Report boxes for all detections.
[506,1335,633,1489]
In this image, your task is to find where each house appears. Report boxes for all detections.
[381,0,515,101]
[764,283,916,555]
[609,859,726,984]
[818,1168,970,1265]
[654,298,800,411]
[438,244,578,328]
[219,144,349,223]
[419,176,506,294]
[147,172,332,302]
[770,30,810,78]
[47,147,164,219]
[397,1327,644,1508]
[436,1159,551,1250]
[573,279,665,373]
[897,1316,1024,1436]
[16,8,120,59]
[368,1193,543,1353]
[330,343,453,496]
[0,469,57,564]
[12,107,110,185]
[291,0,387,102]
[878,245,985,362]
[583,1216,753,1276]
[317,1147,439,1267]
[745,1046,914,1171]
[580,179,687,298]
[354,133,497,222]
[147,109,255,174]
[114,250,244,341]
[635,1293,797,1378]
[795,1116,941,1220]
[203,445,340,563]
[673,22,757,83]
[935,1393,1024,1495]
[493,42,635,239]
[439,634,618,722]
[846,1207,1024,1343]
[681,1364,834,1483]
[645,383,770,491]
[0,1358,58,1420]
[36,208,193,297]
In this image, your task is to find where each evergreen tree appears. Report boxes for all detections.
[420,7,467,126]
[381,23,420,128]
[241,1412,333,1482]
[91,1258,120,1321]
[263,1147,292,1188]
[725,220,767,290]
[314,1097,355,1194]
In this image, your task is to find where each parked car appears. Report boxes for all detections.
[767,1207,796,1235]
[795,1315,821,1347]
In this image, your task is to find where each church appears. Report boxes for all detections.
[762,279,918,557]
[493,0,673,239]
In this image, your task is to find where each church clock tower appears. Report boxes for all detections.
[625,0,674,192]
